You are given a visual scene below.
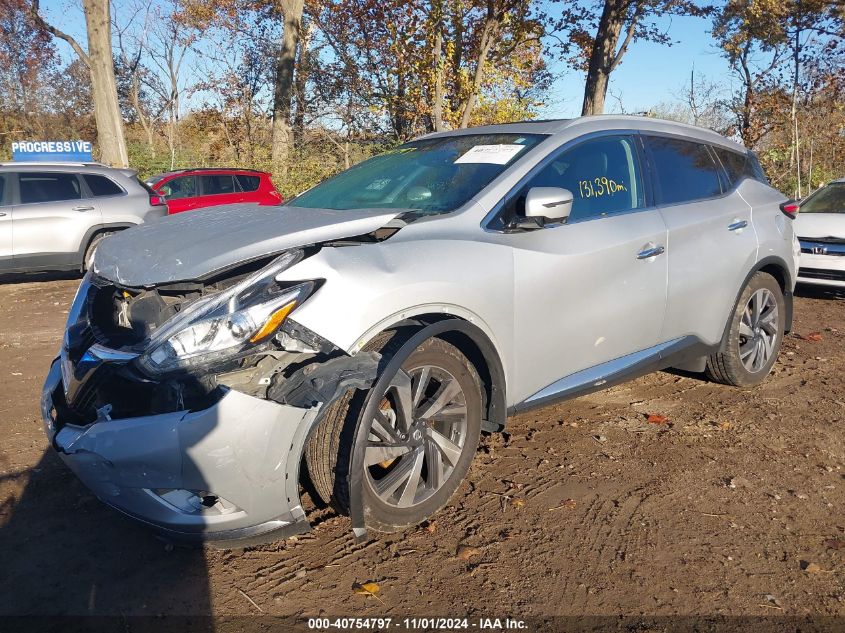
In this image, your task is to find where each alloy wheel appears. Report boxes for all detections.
[738,288,780,373]
[364,365,468,508]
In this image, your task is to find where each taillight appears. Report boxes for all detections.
[150,195,166,207]
[780,200,799,218]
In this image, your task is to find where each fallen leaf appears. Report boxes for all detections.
[549,499,577,511]
[353,582,381,597]
[801,561,822,573]
[800,332,823,342]
[824,538,845,550]
[456,544,481,560]
[511,498,525,509]
[646,413,669,425]
[729,477,752,489]
[717,421,732,430]
[423,521,437,534]
[764,594,783,607]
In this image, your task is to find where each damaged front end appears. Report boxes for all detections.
[41,249,379,546]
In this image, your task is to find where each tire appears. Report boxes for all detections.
[306,332,483,533]
[706,272,785,387]
[83,231,114,271]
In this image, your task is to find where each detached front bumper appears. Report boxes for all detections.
[41,359,320,546]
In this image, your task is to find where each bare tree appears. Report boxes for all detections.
[144,2,193,169]
[271,0,304,174]
[113,3,159,156]
[31,0,128,166]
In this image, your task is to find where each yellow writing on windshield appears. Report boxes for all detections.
[578,177,627,199]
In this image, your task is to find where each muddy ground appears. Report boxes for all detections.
[0,274,843,624]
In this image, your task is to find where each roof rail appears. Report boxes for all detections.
[0,161,109,167]
[162,167,268,174]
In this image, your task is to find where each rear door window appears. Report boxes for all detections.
[19,172,82,204]
[83,174,124,197]
[644,136,723,205]
[235,174,261,192]
[200,175,236,196]
[523,135,645,222]
[0,174,7,206]
[712,147,748,189]
[161,176,197,200]
[712,146,768,189]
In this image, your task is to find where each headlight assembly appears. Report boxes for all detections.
[138,251,317,375]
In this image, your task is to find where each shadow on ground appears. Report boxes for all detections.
[0,271,82,285]
[0,447,214,631]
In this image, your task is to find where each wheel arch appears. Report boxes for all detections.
[381,314,508,434]
[77,222,137,271]
[722,256,794,341]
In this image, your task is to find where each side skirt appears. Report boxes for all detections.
[510,336,716,415]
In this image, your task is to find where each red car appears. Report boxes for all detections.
[145,168,282,214]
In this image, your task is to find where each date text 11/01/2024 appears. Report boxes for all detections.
[578,177,627,198]
[307,617,528,630]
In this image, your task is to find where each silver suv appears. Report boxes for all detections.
[0,163,166,273]
[42,116,799,546]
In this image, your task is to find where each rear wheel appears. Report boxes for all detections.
[706,272,785,387]
[306,333,482,533]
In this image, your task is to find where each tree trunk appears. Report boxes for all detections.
[82,0,128,167]
[789,25,801,197]
[432,15,445,132]
[130,76,155,157]
[293,20,312,146]
[459,0,499,128]
[271,0,304,175]
[581,0,632,116]
[739,45,755,148]
[32,0,128,167]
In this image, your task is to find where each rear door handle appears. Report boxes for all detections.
[0,212,6,217]
[637,245,665,259]
[728,219,748,231]
[72,206,95,212]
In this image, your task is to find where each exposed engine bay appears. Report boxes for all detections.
[55,246,387,429]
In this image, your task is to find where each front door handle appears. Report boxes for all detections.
[637,245,665,260]
[0,212,6,217]
[728,219,748,231]
[72,205,95,212]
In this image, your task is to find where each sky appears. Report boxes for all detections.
[40,0,736,120]
[540,12,735,118]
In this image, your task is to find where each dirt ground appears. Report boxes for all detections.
[0,274,843,623]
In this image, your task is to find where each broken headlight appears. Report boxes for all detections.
[138,251,316,375]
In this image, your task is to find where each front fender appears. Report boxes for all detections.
[276,239,515,385]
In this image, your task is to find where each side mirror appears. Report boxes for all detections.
[524,187,573,222]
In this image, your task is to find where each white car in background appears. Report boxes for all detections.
[794,179,845,288]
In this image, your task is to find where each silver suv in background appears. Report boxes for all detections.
[42,116,798,546]
[0,163,167,274]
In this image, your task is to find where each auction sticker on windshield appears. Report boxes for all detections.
[454,144,526,165]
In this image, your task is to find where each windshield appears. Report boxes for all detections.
[289,133,545,214]
[801,183,845,214]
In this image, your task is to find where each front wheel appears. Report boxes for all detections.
[83,231,114,271]
[306,334,482,533]
[706,272,785,387]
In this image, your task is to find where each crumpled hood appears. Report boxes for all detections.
[794,213,845,240]
[93,204,401,287]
